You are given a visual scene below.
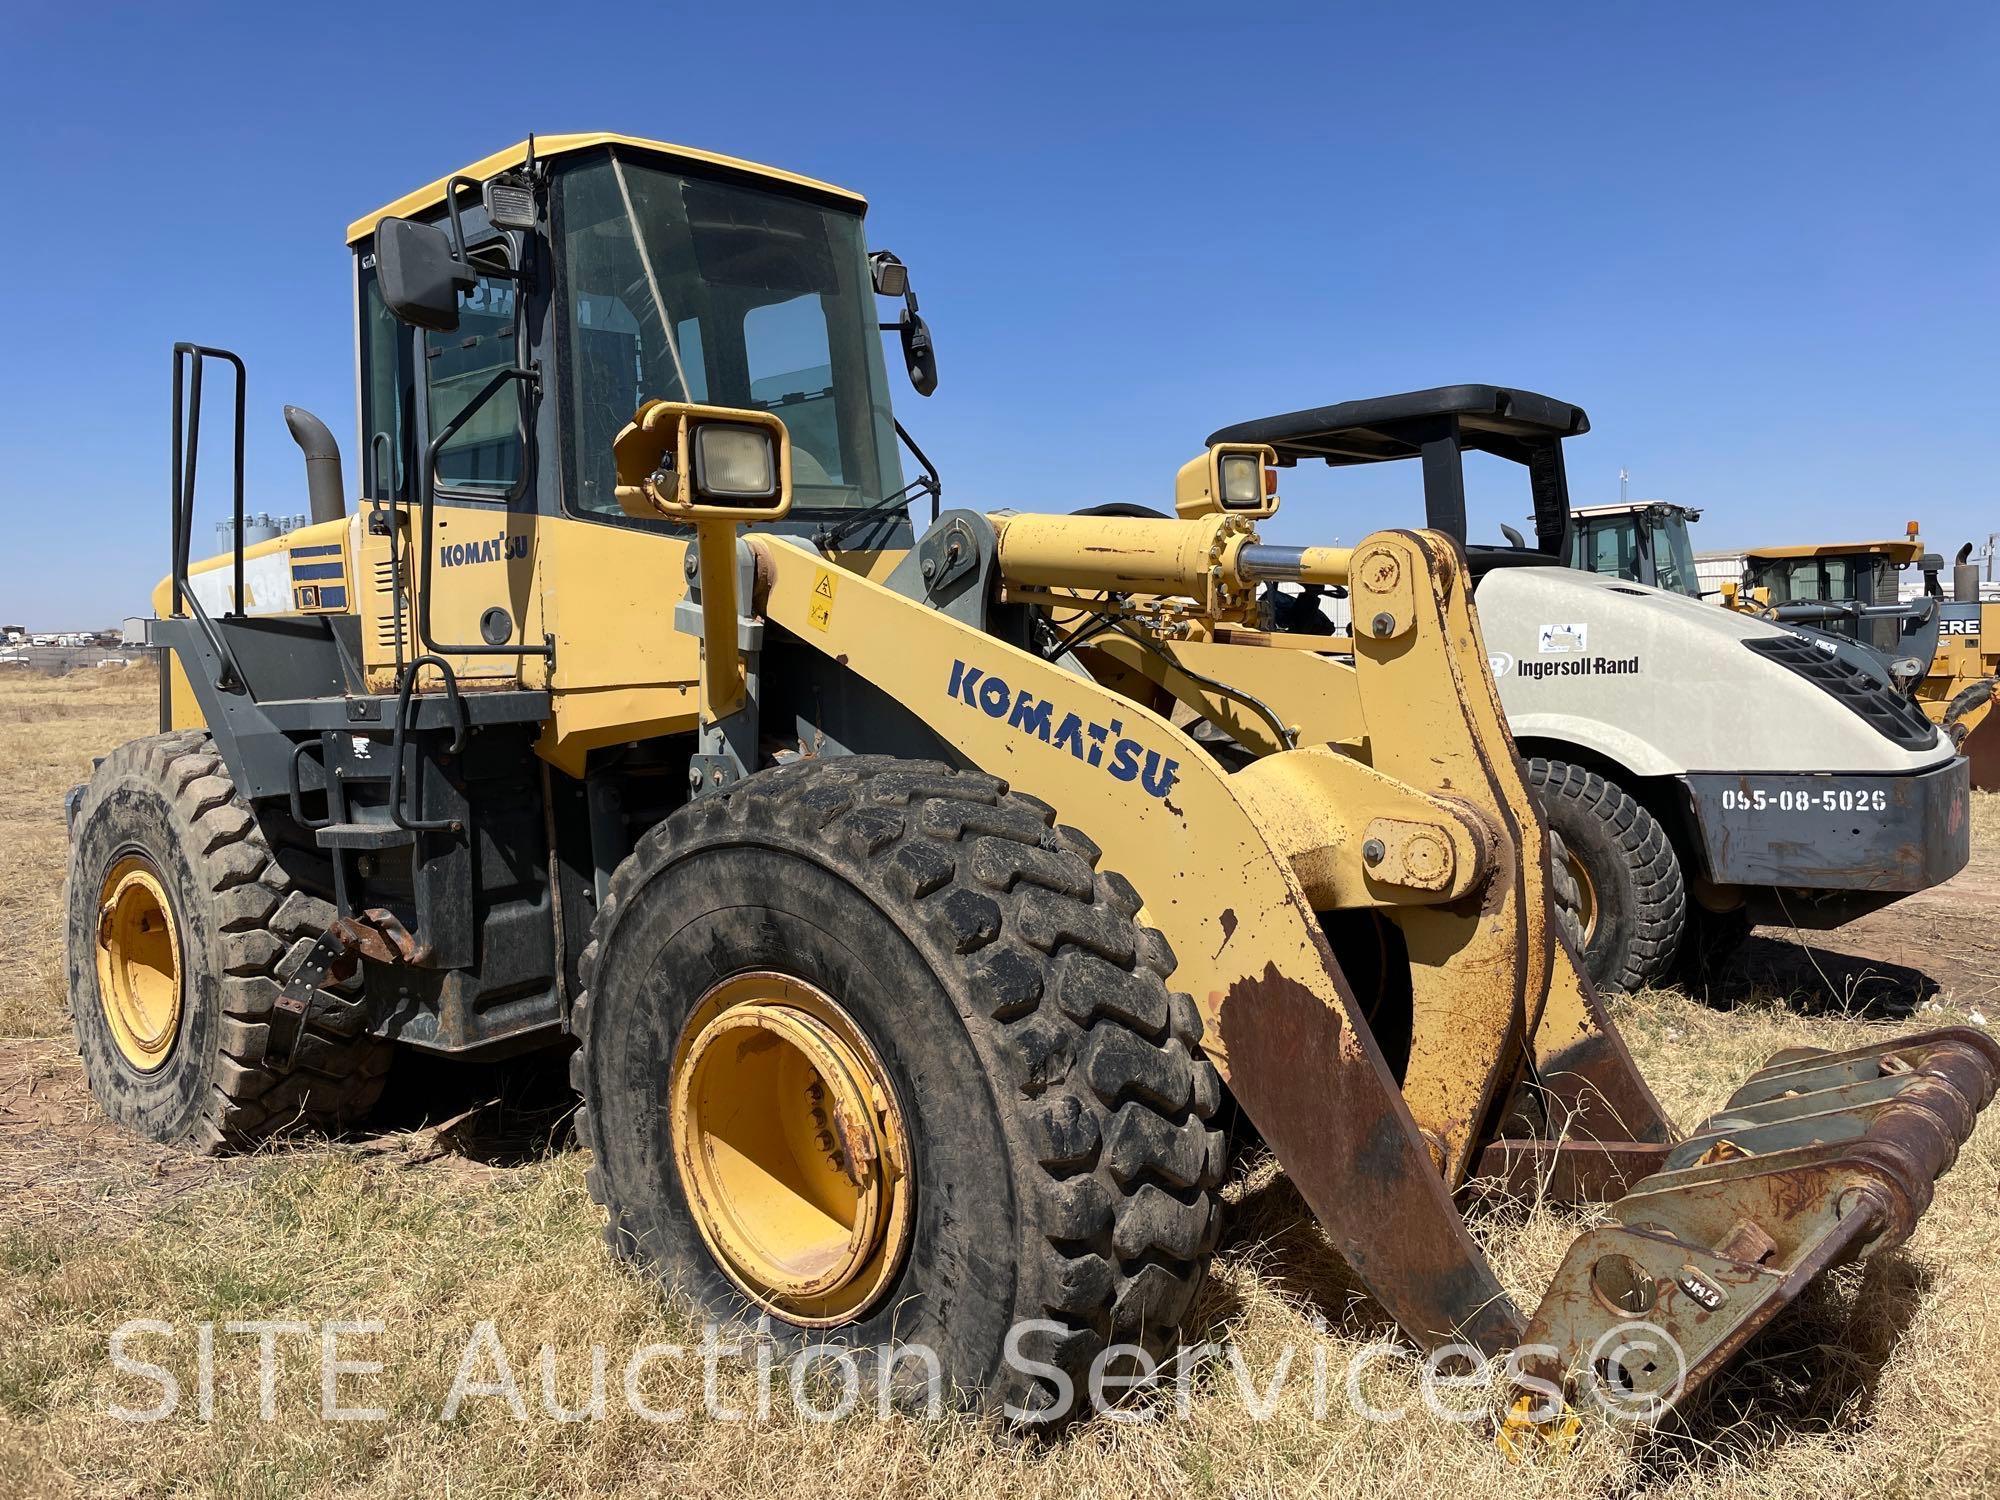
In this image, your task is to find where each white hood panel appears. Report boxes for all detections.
[1472,567,1950,777]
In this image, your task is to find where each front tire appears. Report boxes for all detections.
[65,731,392,1150]
[570,757,1226,1423]
[1523,758,1686,992]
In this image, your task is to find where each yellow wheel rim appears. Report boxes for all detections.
[669,972,912,1326]
[95,856,183,1072]
[1563,844,1599,945]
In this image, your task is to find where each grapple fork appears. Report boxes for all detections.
[1515,1026,2000,1416]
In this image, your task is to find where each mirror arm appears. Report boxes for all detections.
[442,174,534,284]
[895,419,942,522]
[876,280,922,329]
[440,176,478,267]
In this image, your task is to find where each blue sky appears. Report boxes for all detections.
[3,2,1994,624]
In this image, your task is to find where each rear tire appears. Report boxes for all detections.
[65,731,391,1150]
[570,756,1226,1424]
[1523,758,1686,993]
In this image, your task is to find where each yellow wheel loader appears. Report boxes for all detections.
[1722,530,2000,789]
[1930,544,2000,787]
[68,134,1998,1432]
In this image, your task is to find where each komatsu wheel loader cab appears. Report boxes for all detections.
[65,141,1997,1437]
[1210,388,1971,992]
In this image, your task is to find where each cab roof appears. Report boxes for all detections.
[1572,500,1700,520]
[1745,539,1926,564]
[1207,385,1589,465]
[346,133,867,245]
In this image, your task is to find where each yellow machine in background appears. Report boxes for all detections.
[1721,525,2000,786]
[1927,542,1999,784]
[68,135,1999,1436]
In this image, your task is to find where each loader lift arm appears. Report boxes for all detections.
[689,499,1999,1417]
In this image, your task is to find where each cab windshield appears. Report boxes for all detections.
[1650,512,1700,597]
[558,151,904,518]
[1748,554,1881,606]
[1748,552,1902,652]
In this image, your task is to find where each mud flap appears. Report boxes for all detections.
[1513,1026,2000,1420]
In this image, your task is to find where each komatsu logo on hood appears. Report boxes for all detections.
[945,660,1181,800]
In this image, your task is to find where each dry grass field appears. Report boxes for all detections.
[4,662,1999,1499]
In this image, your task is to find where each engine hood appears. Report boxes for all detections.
[1472,566,1951,777]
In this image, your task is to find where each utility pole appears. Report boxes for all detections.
[1619,467,1630,503]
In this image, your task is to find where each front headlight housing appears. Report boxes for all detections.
[693,422,780,506]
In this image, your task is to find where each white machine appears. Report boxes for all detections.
[1211,387,1969,991]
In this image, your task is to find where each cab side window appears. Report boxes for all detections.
[428,269,523,493]
[358,233,523,501]
[359,270,407,499]
[1581,518,1642,582]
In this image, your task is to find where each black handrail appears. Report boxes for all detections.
[390,655,467,833]
[287,738,333,832]
[170,343,249,693]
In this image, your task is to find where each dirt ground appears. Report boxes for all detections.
[1720,842,2000,1017]
[6,664,2000,1500]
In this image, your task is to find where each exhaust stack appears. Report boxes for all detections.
[1956,542,1981,604]
[283,405,346,526]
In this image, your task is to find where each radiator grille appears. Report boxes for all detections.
[1742,634,1938,750]
[371,557,408,652]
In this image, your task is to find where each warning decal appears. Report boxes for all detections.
[808,569,837,632]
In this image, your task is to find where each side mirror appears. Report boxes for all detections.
[871,249,938,396]
[899,311,938,398]
[1175,443,1279,519]
[376,217,474,333]
[612,400,793,522]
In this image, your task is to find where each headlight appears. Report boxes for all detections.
[693,423,779,505]
[1218,451,1264,509]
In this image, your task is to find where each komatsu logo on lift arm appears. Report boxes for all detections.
[946,660,1181,800]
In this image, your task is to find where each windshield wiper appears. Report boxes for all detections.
[814,420,941,552]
